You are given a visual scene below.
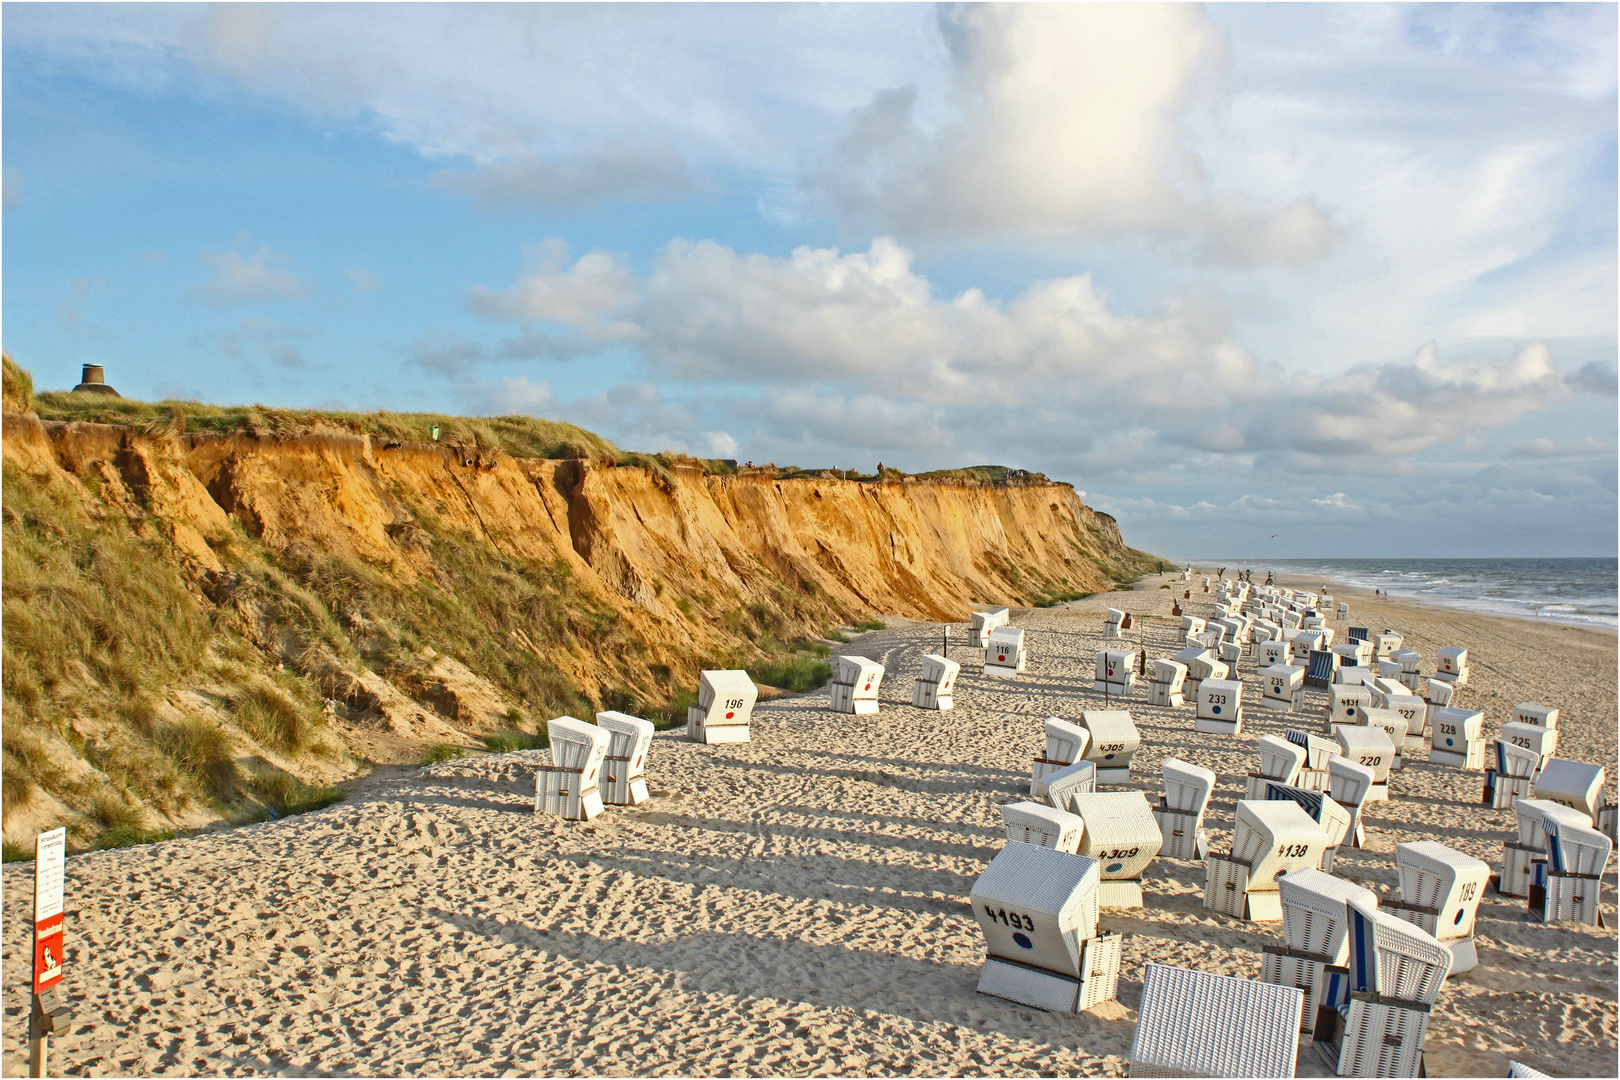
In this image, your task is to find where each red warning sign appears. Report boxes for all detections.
[33,827,66,993]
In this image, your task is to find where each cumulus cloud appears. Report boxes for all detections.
[213,317,313,369]
[465,239,641,342]
[189,241,312,304]
[808,4,1335,260]
[435,143,692,209]
[347,267,382,292]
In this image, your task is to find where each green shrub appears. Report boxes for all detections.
[419,743,465,766]
[232,685,315,753]
[825,630,848,643]
[854,618,887,632]
[91,791,146,831]
[482,731,547,753]
[750,654,833,692]
[248,768,345,816]
[153,716,241,800]
[2,840,34,863]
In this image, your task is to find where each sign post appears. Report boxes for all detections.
[30,828,71,1078]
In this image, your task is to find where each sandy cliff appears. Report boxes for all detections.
[2,400,1154,842]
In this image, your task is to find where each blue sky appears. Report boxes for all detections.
[3,2,1616,557]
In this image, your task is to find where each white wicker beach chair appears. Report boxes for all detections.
[1031,717,1089,791]
[1263,784,1352,870]
[912,653,959,710]
[1428,706,1484,770]
[1499,721,1559,768]
[1156,757,1216,861]
[594,710,655,806]
[1196,678,1244,735]
[1148,659,1187,708]
[1266,868,1378,1033]
[535,716,612,820]
[1205,800,1326,922]
[687,669,758,744]
[830,654,884,714]
[984,625,1027,679]
[1334,727,1394,799]
[1093,648,1138,696]
[1511,702,1558,730]
[1260,664,1306,714]
[1071,790,1163,907]
[970,842,1118,1012]
[1245,734,1307,800]
[1327,755,1377,848]
[971,607,1011,646]
[1386,841,1490,973]
[1536,818,1612,926]
[1130,963,1304,1078]
[1260,639,1294,668]
[1079,709,1140,784]
[1353,706,1408,771]
[1327,684,1371,731]
[1432,646,1469,685]
[1531,758,1606,822]
[1000,801,1085,854]
[1032,759,1098,812]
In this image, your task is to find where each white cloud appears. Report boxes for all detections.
[465,239,641,341]
[56,274,107,330]
[189,241,311,304]
[2,168,20,211]
[809,4,1335,261]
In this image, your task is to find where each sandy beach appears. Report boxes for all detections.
[4,571,1615,1077]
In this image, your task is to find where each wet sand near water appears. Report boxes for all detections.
[3,572,1614,1076]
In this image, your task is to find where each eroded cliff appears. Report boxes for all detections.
[2,386,1154,845]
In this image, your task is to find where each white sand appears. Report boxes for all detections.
[4,572,1615,1076]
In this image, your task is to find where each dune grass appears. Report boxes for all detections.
[419,743,466,766]
[247,768,346,816]
[853,618,887,632]
[482,731,548,753]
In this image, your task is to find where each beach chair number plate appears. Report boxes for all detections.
[1359,756,1383,767]
[983,905,1036,931]
[1278,844,1312,858]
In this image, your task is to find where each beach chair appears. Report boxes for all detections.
[1511,702,1558,730]
[970,843,1120,1012]
[535,716,612,820]
[1129,964,1304,1078]
[984,626,1027,679]
[1499,720,1559,768]
[1195,678,1244,735]
[1485,739,1541,810]
[1428,706,1485,771]
[594,711,655,806]
[1335,727,1394,801]
[1147,659,1187,708]
[1104,608,1128,640]
[1535,818,1612,926]
[1259,664,1306,714]
[1498,799,1588,899]
[1265,869,1378,1034]
[1378,695,1427,755]
[1328,756,1377,849]
[1259,639,1293,669]
[830,654,884,714]
[1174,647,1228,700]
[687,669,758,744]
[1033,760,1098,812]
[971,607,1010,647]
[1424,678,1455,711]
[1346,626,1370,644]
[1315,897,1453,1077]
[1600,802,1617,843]
[1353,707,1409,771]
[1507,1064,1551,1078]
[1246,733,1307,800]
[1093,649,1138,697]
[1370,632,1400,660]
[1338,602,1349,619]
[1000,801,1085,854]
[1391,648,1422,674]
[1386,842,1490,974]
[1079,709,1141,784]
[1219,641,1244,670]
[1263,783,1353,872]
[1305,649,1339,689]
[1286,729,1337,792]
[1205,800,1326,922]
[1031,717,1091,791]
[1532,758,1606,822]
[1335,666,1372,687]
[1155,758,1216,861]
[1180,615,1207,645]
[1432,646,1469,686]
[1326,684,1371,734]
[1071,791,1163,908]
[912,653,959,710]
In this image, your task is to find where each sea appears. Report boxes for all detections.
[1187,558,1618,631]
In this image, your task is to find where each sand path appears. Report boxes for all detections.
[4,573,1614,1076]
